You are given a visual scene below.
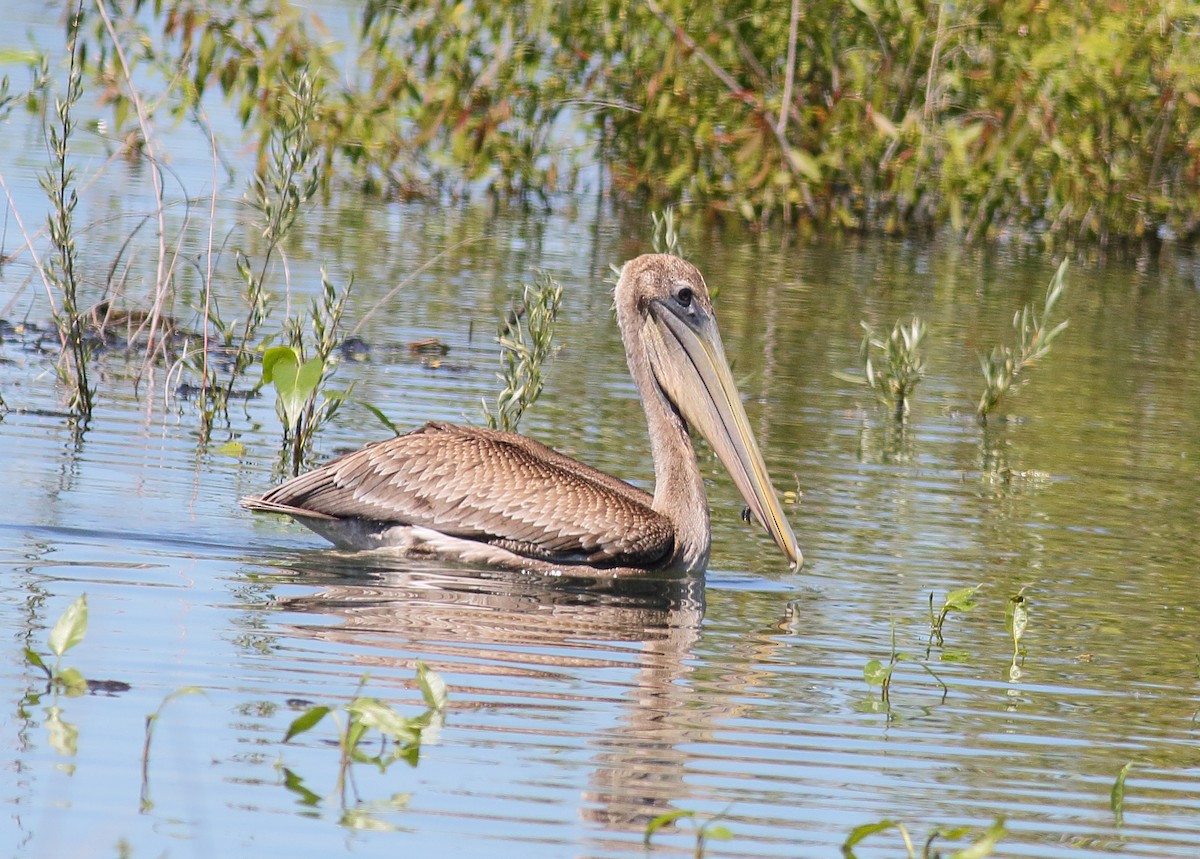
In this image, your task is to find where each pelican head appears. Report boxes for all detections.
[616,254,802,571]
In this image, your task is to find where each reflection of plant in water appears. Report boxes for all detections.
[282,664,448,813]
[842,814,1006,858]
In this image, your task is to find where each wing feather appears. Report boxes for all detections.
[244,422,674,568]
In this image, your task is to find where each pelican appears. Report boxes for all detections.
[241,254,801,576]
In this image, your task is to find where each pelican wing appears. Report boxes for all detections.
[243,422,674,568]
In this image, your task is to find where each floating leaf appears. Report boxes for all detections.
[216,441,246,458]
[49,594,88,659]
[57,667,89,697]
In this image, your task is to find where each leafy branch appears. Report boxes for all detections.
[977,261,1069,424]
[483,271,562,433]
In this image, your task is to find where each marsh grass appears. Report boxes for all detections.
[483,270,563,433]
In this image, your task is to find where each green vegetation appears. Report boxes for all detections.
[264,270,355,475]
[1005,587,1030,681]
[842,815,1006,859]
[644,807,733,858]
[24,593,89,697]
[839,317,928,421]
[483,271,563,433]
[283,663,448,808]
[863,617,947,709]
[929,584,981,647]
[1111,761,1134,827]
[977,261,1070,424]
[71,0,1200,242]
[40,4,92,418]
[141,686,206,811]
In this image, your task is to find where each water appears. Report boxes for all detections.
[3,10,1200,859]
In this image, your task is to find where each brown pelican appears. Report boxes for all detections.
[241,254,801,576]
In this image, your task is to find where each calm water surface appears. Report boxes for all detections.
[3,11,1200,859]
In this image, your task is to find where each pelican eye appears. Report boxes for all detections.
[675,286,694,308]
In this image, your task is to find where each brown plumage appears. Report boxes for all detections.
[242,254,801,576]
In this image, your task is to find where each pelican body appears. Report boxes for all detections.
[241,254,801,576]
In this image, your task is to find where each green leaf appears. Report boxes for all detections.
[704,823,734,841]
[25,648,50,677]
[283,705,330,742]
[263,346,324,428]
[644,809,694,845]
[282,767,322,806]
[348,698,420,744]
[49,594,88,659]
[261,345,300,386]
[1111,761,1133,825]
[786,147,822,182]
[417,662,448,711]
[863,659,892,687]
[354,400,402,436]
[57,666,89,696]
[944,584,982,612]
[216,441,246,458]
[1005,591,1029,646]
[841,818,900,855]
[947,816,1007,858]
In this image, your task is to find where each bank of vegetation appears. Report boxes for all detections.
[77,0,1200,244]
